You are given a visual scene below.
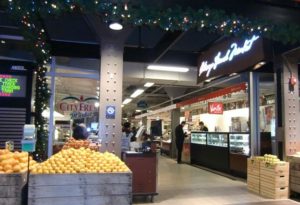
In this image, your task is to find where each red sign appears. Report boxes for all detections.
[208,102,223,114]
[58,102,95,112]
[176,83,246,108]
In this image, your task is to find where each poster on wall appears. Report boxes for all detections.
[0,74,27,97]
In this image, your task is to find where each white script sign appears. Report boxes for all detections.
[199,35,259,78]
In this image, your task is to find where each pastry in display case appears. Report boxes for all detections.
[191,132,207,145]
[229,133,250,155]
[207,133,228,147]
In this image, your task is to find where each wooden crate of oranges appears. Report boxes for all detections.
[247,157,261,194]
[28,148,132,205]
[260,160,289,199]
[0,149,37,205]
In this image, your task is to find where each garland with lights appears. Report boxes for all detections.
[7,0,300,158]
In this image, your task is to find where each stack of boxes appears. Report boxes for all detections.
[247,155,289,199]
[247,158,260,194]
[287,154,300,194]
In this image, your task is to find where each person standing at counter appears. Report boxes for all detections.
[175,121,187,164]
[199,121,208,132]
[121,122,134,153]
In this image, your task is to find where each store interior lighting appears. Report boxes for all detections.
[42,108,64,118]
[109,22,123,30]
[94,102,100,108]
[253,61,266,70]
[122,98,132,105]
[136,110,141,112]
[147,65,189,72]
[130,89,144,98]
[144,82,155,87]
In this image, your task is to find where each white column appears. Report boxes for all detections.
[99,41,124,157]
[48,57,56,157]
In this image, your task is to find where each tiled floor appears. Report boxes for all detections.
[133,156,299,205]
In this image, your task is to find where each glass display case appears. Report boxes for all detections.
[207,133,228,147]
[191,132,207,145]
[229,133,250,155]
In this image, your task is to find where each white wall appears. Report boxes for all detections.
[193,108,249,132]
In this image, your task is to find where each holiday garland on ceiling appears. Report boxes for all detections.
[7,0,300,158]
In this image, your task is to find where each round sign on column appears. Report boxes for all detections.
[106,106,116,119]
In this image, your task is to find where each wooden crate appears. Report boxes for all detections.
[260,186,289,199]
[259,161,289,199]
[28,173,132,205]
[0,172,27,205]
[260,161,289,176]
[260,174,289,188]
[247,158,260,169]
[247,158,260,194]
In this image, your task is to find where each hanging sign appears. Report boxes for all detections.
[197,35,266,83]
[208,102,224,114]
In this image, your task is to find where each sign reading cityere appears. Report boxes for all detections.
[197,35,266,83]
[57,96,98,113]
[208,102,224,114]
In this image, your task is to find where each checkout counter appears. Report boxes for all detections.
[123,150,158,202]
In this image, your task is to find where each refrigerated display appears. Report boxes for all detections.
[191,132,206,145]
[207,133,228,147]
[229,133,250,155]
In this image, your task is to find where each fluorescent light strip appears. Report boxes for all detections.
[147,65,189,72]
[144,82,154,87]
[122,98,132,105]
[130,89,144,98]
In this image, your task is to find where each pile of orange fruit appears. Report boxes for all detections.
[31,148,130,174]
[0,149,37,174]
[63,138,100,151]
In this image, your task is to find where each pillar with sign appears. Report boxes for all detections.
[85,17,131,157]
[282,55,300,157]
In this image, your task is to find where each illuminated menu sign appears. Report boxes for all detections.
[0,74,27,97]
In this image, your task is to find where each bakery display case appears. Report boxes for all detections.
[207,133,228,147]
[229,133,250,155]
[229,132,250,178]
[191,132,207,145]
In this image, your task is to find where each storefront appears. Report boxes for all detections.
[180,35,275,177]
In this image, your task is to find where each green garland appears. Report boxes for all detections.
[7,0,300,158]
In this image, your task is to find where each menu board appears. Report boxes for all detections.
[0,74,27,97]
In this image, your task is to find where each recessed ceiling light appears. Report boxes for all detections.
[109,22,123,30]
[130,89,144,98]
[147,65,189,72]
[144,82,154,87]
[122,98,132,105]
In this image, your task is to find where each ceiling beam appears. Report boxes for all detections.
[151,31,186,63]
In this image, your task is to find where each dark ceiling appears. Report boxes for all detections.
[1,0,300,66]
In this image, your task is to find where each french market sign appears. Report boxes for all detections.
[197,35,266,83]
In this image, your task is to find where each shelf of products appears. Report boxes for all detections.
[229,133,250,155]
[191,132,207,145]
[207,133,228,147]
